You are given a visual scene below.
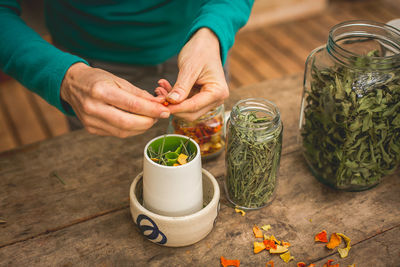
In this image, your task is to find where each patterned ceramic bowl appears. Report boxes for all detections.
[129,168,220,247]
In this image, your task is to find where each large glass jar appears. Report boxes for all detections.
[170,105,225,159]
[300,20,400,191]
[225,98,282,209]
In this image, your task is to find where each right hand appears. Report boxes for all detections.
[60,63,170,138]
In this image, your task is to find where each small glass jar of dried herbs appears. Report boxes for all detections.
[225,98,282,209]
[170,104,225,160]
[300,20,400,191]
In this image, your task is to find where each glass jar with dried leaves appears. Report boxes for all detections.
[300,20,400,191]
[225,98,282,209]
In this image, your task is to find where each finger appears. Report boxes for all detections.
[91,82,170,119]
[86,102,158,132]
[171,99,223,122]
[113,77,153,99]
[114,77,164,103]
[167,65,200,104]
[85,126,112,137]
[157,79,173,92]
[155,86,169,97]
[168,85,228,114]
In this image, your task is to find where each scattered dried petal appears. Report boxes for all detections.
[261,224,271,231]
[338,246,351,258]
[297,263,306,267]
[177,153,188,165]
[337,233,351,258]
[234,208,246,216]
[323,259,339,267]
[173,163,180,166]
[337,233,351,245]
[263,234,270,240]
[269,245,288,254]
[253,225,263,238]
[270,235,280,245]
[281,241,291,248]
[263,239,277,250]
[151,158,159,162]
[266,261,274,267]
[280,251,295,263]
[315,230,328,243]
[253,241,266,254]
[326,233,342,249]
[162,101,169,106]
[221,256,240,267]
[347,264,356,267]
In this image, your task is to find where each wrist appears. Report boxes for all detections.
[60,62,88,101]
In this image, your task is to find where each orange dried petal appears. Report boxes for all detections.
[323,259,339,267]
[326,233,342,249]
[266,260,274,267]
[253,225,263,238]
[315,230,328,243]
[253,242,266,254]
[297,263,307,267]
[162,101,169,106]
[221,256,240,267]
[263,239,277,250]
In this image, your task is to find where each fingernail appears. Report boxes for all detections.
[160,112,170,118]
[168,92,180,101]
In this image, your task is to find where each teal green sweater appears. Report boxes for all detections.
[0,0,253,114]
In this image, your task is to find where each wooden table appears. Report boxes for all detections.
[1,74,399,266]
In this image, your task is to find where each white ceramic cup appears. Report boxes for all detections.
[143,134,203,216]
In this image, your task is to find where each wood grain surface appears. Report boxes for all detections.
[1,74,399,266]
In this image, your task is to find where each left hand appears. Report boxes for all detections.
[158,28,229,121]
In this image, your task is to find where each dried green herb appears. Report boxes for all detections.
[226,107,282,208]
[302,50,400,190]
[51,171,66,185]
[147,136,196,166]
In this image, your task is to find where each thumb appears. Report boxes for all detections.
[167,66,198,104]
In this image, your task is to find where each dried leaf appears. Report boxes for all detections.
[315,230,328,243]
[326,233,342,249]
[220,256,240,267]
[253,242,266,254]
[280,251,295,263]
[253,225,263,238]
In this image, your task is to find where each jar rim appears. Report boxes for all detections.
[327,20,400,69]
[230,98,281,132]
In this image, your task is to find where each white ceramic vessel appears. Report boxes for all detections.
[130,169,220,247]
[143,134,203,217]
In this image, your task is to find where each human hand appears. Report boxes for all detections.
[161,28,229,121]
[60,63,170,137]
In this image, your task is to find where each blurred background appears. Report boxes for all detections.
[0,0,399,153]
